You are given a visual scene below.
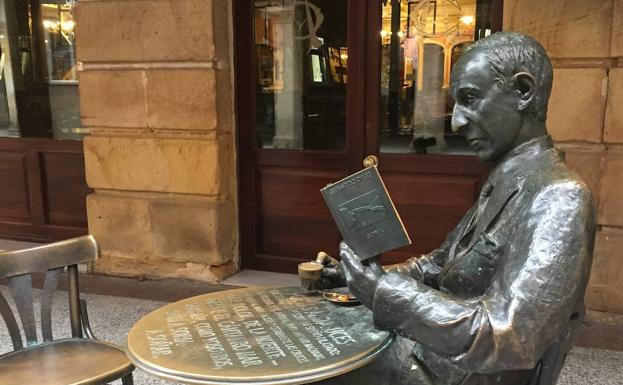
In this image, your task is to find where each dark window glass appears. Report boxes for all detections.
[254,0,347,151]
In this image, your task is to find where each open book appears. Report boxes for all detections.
[320,166,411,260]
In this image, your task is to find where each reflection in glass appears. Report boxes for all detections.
[254,0,347,151]
[379,0,494,155]
[41,2,84,140]
[41,3,76,81]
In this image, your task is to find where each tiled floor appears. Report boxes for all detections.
[0,238,41,252]
[222,268,300,287]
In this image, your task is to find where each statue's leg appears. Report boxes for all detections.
[312,337,435,385]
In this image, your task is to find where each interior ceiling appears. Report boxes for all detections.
[387,0,478,22]
[400,0,477,14]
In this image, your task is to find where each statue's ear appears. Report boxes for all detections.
[512,72,537,111]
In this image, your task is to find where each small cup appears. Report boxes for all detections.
[298,262,323,291]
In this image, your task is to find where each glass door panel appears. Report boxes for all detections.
[0,0,21,136]
[41,1,83,140]
[379,0,496,155]
[254,0,347,151]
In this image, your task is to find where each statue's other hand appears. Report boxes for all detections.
[315,251,347,289]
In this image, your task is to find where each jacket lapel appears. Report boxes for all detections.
[467,177,522,250]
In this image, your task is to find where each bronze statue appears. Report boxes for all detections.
[315,32,596,385]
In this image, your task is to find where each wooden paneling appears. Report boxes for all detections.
[0,138,90,242]
[41,152,91,227]
[382,174,482,263]
[0,151,31,223]
[256,168,343,265]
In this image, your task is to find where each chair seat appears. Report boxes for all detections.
[0,338,133,385]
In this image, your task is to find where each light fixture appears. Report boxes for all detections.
[460,15,475,25]
[397,31,405,38]
[42,19,58,31]
[380,30,390,38]
[61,20,75,32]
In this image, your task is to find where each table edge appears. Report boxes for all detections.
[128,334,395,385]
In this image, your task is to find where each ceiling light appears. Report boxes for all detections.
[460,15,475,25]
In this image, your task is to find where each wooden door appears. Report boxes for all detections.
[236,0,502,273]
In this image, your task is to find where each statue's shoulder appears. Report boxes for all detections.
[522,151,592,204]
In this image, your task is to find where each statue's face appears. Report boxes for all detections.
[450,50,523,162]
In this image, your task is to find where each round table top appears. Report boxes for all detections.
[127,286,394,385]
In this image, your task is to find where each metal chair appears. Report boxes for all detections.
[0,235,134,385]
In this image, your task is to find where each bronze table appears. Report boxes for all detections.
[127,287,394,384]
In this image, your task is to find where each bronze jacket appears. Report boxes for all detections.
[373,136,596,385]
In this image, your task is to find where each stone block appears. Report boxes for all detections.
[80,71,147,128]
[80,69,219,131]
[145,69,218,130]
[505,0,613,58]
[605,69,623,143]
[586,227,623,314]
[548,68,607,143]
[559,145,603,203]
[76,0,214,62]
[84,135,230,196]
[87,192,238,282]
[613,0,623,57]
[598,151,623,227]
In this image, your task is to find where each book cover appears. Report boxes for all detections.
[320,166,411,260]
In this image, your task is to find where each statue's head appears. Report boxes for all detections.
[450,32,553,161]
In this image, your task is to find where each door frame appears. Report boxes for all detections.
[234,0,503,271]
[234,0,369,271]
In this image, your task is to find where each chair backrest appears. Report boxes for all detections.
[0,235,99,351]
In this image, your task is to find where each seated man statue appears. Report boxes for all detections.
[315,32,596,385]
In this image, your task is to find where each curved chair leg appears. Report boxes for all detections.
[121,374,134,385]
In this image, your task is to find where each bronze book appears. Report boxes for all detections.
[320,166,411,260]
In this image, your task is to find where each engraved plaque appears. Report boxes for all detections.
[127,287,394,385]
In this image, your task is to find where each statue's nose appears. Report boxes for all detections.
[451,105,468,133]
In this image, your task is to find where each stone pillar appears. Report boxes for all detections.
[76,0,238,282]
[505,0,623,313]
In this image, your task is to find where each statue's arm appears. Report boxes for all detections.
[371,182,595,372]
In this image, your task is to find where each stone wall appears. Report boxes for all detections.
[76,0,239,282]
[505,0,623,313]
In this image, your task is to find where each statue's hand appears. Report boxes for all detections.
[339,241,384,309]
[314,251,346,289]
